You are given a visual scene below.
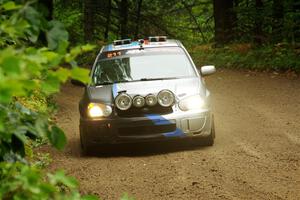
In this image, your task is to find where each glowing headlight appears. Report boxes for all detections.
[115,93,132,110]
[145,94,157,106]
[133,95,145,108]
[157,90,175,107]
[88,103,112,117]
[178,95,205,111]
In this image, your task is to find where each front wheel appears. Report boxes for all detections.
[203,115,215,146]
[79,126,91,156]
[193,115,215,146]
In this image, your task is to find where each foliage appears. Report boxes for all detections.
[53,0,300,44]
[120,193,135,200]
[53,0,215,43]
[0,0,93,162]
[190,43,300,72]
[0,162,97,200]
[53,1,84,44]
[52,0,300,72]
[0,1,97,199]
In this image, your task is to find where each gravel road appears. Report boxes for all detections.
[45,69,300,200]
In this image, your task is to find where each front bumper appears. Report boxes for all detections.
[80,109,212,145]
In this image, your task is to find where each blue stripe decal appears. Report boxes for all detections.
[112,83,118,98]
[144,114,185,137]
[144,114,170,125]
[163,128,185,137]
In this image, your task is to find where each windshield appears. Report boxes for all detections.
[92,47,196,85]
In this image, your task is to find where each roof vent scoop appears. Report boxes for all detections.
[148,36,167,42]
[113,39,132,46]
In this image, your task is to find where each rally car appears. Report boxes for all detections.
[78,36,216,154]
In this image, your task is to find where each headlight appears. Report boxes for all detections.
[115,93,132,110]
[145,94,157,106]
[178,95,205,111]
[157,90,175,107]
[88,103,112,117]
[133,95,145,108]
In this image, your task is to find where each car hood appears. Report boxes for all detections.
[87,77,205,104]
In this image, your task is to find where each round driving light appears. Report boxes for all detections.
[157,90,175,107]
[133,95,145,108]
[115,93,132,110]
[102,105,112,116]
[145,94,157,106]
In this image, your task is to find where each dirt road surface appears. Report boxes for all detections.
[45,69,300,200]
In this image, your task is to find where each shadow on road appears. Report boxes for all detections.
[68,138,211,158]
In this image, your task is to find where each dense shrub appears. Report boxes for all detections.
[190,43,300,72]
[0,1,96,199]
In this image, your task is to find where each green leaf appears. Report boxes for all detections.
[49,170,78,188]
[81,44,96,52]
[0,87,12,104]
[82,195,99,200]
[1,56,22,75]
[70,46,82,57]
[41,51,62,67]
[23,6,42,43]
[48,125,66,150]
[56,40,69,54]
[120,193,135,200]
[46,20,69,50]
[13,126,28,143]
[2,1,21,11]
[71,67,90,84]
[41,74,60,94]
[21,80,38,91]
[53,68,71,82]
[0,80,24,103]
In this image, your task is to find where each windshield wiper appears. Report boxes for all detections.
[95,80,129,86]
[96,81,113,85]
[139,77,178,81]
[95,78,177,86]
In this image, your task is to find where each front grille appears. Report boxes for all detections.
[116,105,173,117]
[118,124,176,137]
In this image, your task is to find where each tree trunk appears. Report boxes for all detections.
[119,0,129,39]
[233,0,239,37]
[213,0,235,45]
[254,0,263,44]
[84,0,95,42]
[39,0,53,20]
[37,0,53,45]
[104,0,112,41]
[293,0,300,43]
[272,0,284,42]
[134,0,143,39]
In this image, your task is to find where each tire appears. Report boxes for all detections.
[203,123,215,146]
[203,115,215,146]
[193,115,215,146]
[80,126,110,156]
[79,126,91,156]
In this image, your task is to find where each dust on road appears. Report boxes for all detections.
[44,69,300,200]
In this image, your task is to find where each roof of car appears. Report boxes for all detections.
[102,39,182,52]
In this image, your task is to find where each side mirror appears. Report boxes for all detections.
[200,65,216,76]
[71,79,86,87]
